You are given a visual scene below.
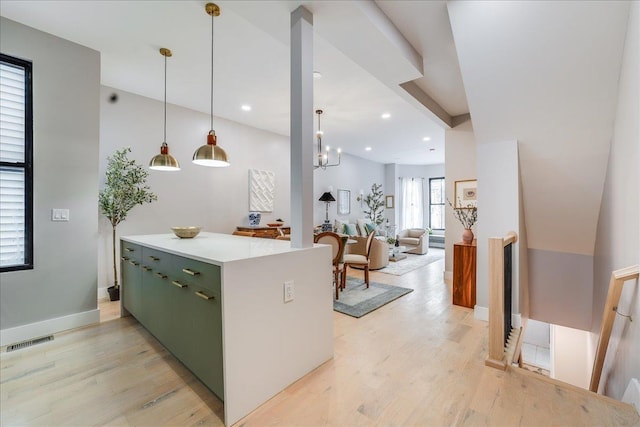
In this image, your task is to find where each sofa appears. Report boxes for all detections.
[397,228,429,255]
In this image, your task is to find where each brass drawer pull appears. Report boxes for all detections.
[142,266,152,272]
[124,247,135,252]
[121,256,130,261]
[148,256,160,261]
[171,281,188,289]
[155,272,167,279]
[195,291,215,300]
[182,268,200,276]
[129,260,139,266]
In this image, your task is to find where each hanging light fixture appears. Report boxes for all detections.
[150,48,180,171]
[193,2,230,167]
[314,109,341,170]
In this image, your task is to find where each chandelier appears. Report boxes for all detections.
[314,109,341,170]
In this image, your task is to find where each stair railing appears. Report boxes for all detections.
[485,231,518,370]
[589,265,639,392]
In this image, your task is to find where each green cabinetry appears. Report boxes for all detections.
[120,240,223,400]
[120,242,142,318]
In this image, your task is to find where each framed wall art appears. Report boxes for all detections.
[385,195,394,209]
[454,179,477,208]
[337,189,350,215]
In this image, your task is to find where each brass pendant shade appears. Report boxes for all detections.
[150,142,180,171]
[150,47,180,171]
[193,3,230,168]
[192,130,229,167]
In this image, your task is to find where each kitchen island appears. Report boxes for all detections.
[120,232,333,426]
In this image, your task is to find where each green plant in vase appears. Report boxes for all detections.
[99,148,157,301]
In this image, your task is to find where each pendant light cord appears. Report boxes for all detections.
[164,52,167,143]
[210,10,214,131]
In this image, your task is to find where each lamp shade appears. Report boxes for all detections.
[319,192,336,202]
[150,142,180,171]
[192,131,229,167]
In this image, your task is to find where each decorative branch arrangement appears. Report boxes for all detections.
[363,183,385,225]
[447,198,478,229]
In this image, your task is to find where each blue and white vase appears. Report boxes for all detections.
[248,212,261,226]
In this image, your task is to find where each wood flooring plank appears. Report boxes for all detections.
[2,255,639,426]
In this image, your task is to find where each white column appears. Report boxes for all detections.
[290,6,314,248]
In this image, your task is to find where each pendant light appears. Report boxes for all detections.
[314,109,341,170]
[193,3,230,167]
[150,48,180,171]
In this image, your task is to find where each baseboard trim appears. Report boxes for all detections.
[444,270,452,285]
[97,286,108,300]
[1,309,100,347]
[474,305,488,321]
[474,306,522,328]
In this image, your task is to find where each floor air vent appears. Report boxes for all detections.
[6,335,54,352]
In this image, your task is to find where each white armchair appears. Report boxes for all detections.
[397,228,429,255]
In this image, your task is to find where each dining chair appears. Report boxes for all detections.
[314,231,346,299]
[342,230,375,291]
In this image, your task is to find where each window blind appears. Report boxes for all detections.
[0,60,28,268]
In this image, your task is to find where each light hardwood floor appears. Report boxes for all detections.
[2,257,638,426]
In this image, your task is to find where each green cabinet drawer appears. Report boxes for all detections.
[173,255,221,294]
[121,241,142,318]
[181,283,223,400]
[121,242,141,262]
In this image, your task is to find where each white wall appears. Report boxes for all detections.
[444,120,476,278]
[476,140,521,318]
[312,153,385,226]
[99,86,291,290]
[592,1,639,400]
[0,18,100,343]
[551,324,594,390]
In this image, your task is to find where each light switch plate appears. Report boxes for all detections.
[284,281,294,303]
[52,208,70,221]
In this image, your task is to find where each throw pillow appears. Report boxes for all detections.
[334,219,346,234]
[364,223,376,235]
[344,223,358,236]
[356,218,370,236]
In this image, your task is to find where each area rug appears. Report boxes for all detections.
[333,278,413,318]
[377,249,444,276]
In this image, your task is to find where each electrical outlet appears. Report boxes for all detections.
[284,281,294,303]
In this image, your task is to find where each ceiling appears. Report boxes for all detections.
[0,0,468,165]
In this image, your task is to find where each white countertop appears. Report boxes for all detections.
[122,232,314,266]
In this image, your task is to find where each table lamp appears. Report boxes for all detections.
[319,191,336,231]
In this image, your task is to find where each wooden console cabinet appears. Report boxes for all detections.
[453,241,476,308]
[236,226,290,239]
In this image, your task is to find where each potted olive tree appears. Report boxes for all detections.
[363,183,385,225]
[99,147,157,301]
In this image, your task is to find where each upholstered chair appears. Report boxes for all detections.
[314,232,346,299]
[397,228,429,255]
[342,231,375,290]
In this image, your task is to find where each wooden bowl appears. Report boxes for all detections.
[267,222,284,227]
[171,226,201,239]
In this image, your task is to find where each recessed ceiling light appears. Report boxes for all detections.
[423,137,431,141]
[241,105,252,111]
[429,148,436,152]
[313,71,322,79]
[365,147,372,151]
[381,113,391,119]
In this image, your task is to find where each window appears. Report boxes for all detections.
[1,53,33,272]
[400,177,424,230]
[429,177,445,230]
